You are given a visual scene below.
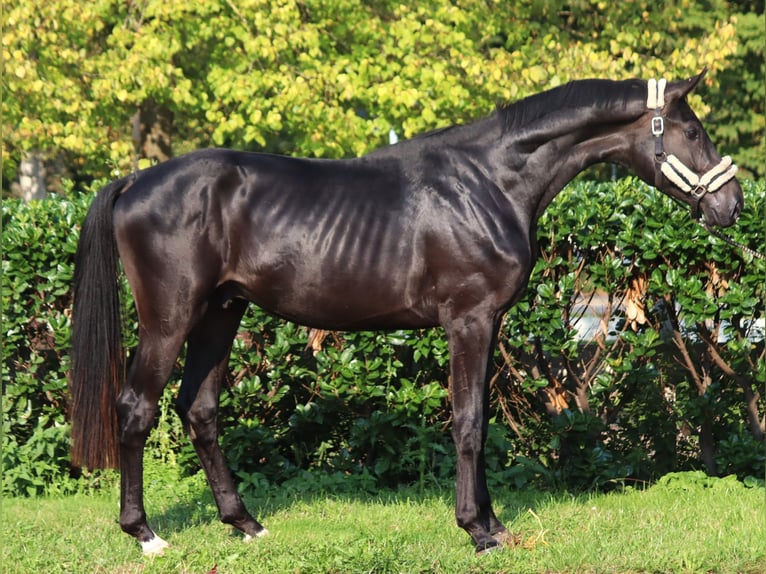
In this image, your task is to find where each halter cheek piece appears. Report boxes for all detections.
[647,78,738,219]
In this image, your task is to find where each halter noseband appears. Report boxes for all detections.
[647,78,738,219]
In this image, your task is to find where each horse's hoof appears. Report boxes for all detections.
[476,540,503,555]
[141,535,170,556]
[492,529,521,547]
[243,528,269,543]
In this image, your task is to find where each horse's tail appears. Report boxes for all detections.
[70,176,132,469]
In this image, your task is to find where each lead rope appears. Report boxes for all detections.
[664,191,765,261]
[698,220,766,261]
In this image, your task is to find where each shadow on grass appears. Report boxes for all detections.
[142,465,560,546]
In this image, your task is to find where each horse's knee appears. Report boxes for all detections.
[452,418,482,457]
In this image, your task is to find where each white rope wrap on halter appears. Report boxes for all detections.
[647,78,738,196]
[661,155,738,195]
[646,78,667,109]
[698,155,738,190]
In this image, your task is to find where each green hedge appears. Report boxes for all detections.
[2,179,763,497]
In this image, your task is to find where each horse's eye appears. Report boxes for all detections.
[685,127,700,141]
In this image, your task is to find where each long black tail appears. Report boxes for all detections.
[70,176,131,469]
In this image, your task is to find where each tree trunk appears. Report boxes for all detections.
[17,153,47,201]
[132,98,173,167]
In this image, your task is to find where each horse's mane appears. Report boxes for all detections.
[393,78,646,147]
[498,78,646,133]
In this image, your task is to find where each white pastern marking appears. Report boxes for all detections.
[243,529,269,543]
[141,534,170,556]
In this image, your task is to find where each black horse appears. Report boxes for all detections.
[70,72,742,555]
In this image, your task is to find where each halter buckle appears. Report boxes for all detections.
[691,184,708,199]
[651,116,664,137]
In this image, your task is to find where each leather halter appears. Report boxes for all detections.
[647,78,738,219]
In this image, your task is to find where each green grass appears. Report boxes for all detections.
[2,470,764,574]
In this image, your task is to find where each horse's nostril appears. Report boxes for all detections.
[732,199,743,220]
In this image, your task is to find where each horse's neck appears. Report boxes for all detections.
[505,116,638,221]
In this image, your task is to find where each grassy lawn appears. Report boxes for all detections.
[2,470,763,574]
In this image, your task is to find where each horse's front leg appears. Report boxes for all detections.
[445,311,508,553]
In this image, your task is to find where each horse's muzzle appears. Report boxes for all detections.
[700,181,744,228]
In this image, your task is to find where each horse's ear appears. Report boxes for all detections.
[665,69,707,102]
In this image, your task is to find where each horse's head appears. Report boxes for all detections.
[632,71,743,228]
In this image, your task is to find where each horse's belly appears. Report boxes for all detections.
[233,255,436,330]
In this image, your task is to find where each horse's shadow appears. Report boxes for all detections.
[141,473,557,544]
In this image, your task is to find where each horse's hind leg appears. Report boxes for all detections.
[118,331,187,556]
[176,298,268,541]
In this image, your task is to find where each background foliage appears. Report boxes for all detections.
[2,0,763,190]
[2,0,763,498]
[2,179,763,497]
